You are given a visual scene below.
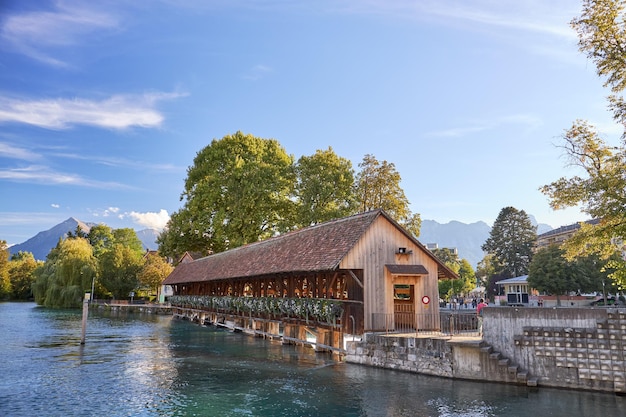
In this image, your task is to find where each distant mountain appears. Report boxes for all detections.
[9,217,94,261]
[419,220,491,269]
[419,217,554,269]
[136,228,160,251]
[9,217,160,261]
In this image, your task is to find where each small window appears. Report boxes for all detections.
[394,284,411,300]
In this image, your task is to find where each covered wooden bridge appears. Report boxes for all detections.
[163,209,457,353]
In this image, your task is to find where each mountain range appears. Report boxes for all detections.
[419,215,553,268]
[8,216,553,267]
[8,217,160,261]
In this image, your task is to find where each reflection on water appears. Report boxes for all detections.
[1,302,624,417]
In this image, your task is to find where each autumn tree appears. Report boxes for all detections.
[356,154,421,237]
[0,240,10,299]
[481,207,536,278]
[541,0,626,289]
[294,147,357,227]
[138,252,173,300]
[9,251,40,300]
[158,132,295,259]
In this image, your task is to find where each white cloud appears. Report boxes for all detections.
[428,113,543,138]
[0,142,41,161]
[126,209,170,231]
[243,64,273,80]
[103,207,120,217]
[0,92,186,130]
[51,203,60,208]
[0,165,130,189]
[52,152,181,172]
[1,1,120,67]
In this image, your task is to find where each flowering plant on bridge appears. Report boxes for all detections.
[169,295,344,323]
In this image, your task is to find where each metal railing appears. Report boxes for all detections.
[371,311,479,337]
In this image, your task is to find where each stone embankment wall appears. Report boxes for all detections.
[346,308,626,393]
[345,335,531,386]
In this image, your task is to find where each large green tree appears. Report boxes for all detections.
[294,147,357,227]
[158,132,295,259]
[98,243,143,300]
[542,0,626,289]
[356,154,421,237]
[32,238,97,308]
[481,207,536,278]
[88,224,114,257]
[528,245,582,306]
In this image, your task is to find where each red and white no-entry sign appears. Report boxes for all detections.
[421,295,430,305]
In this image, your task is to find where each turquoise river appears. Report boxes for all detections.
[1,302,625,416]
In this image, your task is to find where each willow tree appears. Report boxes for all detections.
[541,0,626,288]
[158,132,296,259]
[356,154,421,237]
[294,147,357,227]
[32,238,97,308]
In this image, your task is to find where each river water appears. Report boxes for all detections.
[1,302,624,417]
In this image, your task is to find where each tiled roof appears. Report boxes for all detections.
[163,210,383,285]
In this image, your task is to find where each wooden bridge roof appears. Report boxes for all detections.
[163,209,457,285]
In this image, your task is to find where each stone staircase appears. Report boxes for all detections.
[479,343,538,387]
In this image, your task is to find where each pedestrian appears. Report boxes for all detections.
[477,298,488,336]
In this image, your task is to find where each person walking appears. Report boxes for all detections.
[477,298,488,336]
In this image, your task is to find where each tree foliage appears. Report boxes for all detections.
[138,252,173,297]
[356,154,421,237]
[572,0,626,126]
[294,147,357,227]
[541,1,626,289]
[32,238,97,308]
[98,243,143,300]
[158,131,295,259]
[481,207,536,278]
[432,248,475,299]
[9,251,40,300]
[88,224,114,257]
[0,240,10,299]
[528,245,582,306]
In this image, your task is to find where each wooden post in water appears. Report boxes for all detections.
[80,292,90,345]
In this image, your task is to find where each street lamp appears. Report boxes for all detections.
[91,276,96,303]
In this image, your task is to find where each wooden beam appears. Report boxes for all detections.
[348,270,364,288]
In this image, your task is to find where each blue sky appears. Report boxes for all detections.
[0,0,620,246]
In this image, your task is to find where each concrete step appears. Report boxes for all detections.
[508,365,519,375]
[498,358,510,366]
[489,352,501,360]
[480,345,493,354]
[527,377,538,387]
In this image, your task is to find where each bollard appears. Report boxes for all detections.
[80,292,90,344]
